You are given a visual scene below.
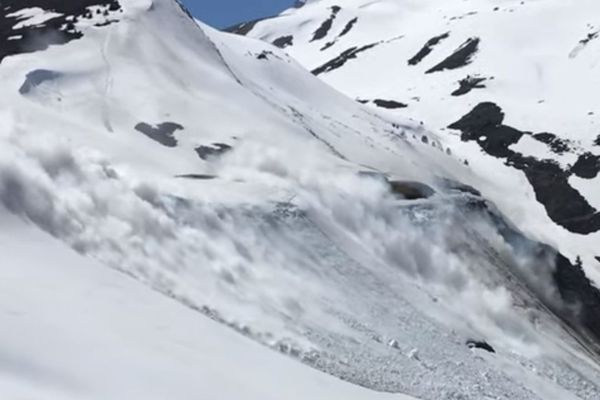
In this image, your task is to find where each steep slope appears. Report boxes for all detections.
[0,207,415,400]
[241,0,600,285]
[3,1,600,399]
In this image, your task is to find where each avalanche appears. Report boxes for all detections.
[2,1,600,399]
[243,0,600,284]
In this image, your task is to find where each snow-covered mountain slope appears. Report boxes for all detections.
[2,1,600,399]
[239,0,600,284]
[0,207,414,400]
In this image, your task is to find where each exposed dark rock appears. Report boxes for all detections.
[19,69,62,94]
[449,11,478,21]
[594,135,600,146]
[450,102,504,132]
[321,40,336,51]
[94,19,118,27]
[452,75,487,96]
[310,5,341,42]
[456,194,600,355]
[532,132,572,154]
[320,18,358,52]
[466,340,495,353]
[581,30,598,45]
[426,38,480,74]
[256,50,275,60]
[438,178,482,196]
[554,254,600,353]
[272,35,294,48]
[570,30,599,58]
[511,155,600,234]
[195,143,233,161]
[408,32,450,66]
[339,17,358,38]
[449,102,523,158]
[449,102,600,235]
[1,0,121,64]
[135,122,183,147]
[477,126,525,158]
[359,173,436,200]
[372,99,408,109]
[596,256,600,264]
[571,152,600,179]
[388,180,435,200]
[175,174,217,180]
[256,50,282,61]
[312,42,378,75]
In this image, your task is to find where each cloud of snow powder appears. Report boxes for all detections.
[0,119,567,356]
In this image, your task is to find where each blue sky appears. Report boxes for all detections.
[183,0,295,29]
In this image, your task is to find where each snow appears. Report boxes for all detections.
[7,7,63,30]
[255,0,600,142]
[571,174,600,212]
[0,208,414,400]
[509,134,578,170]
[2,1,600,399]
[248,0,600,284]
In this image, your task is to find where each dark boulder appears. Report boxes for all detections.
[466,340,495,353]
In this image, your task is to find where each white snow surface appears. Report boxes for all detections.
[2,0,600,399]
[247,0,600,282]
[0,208,414,400]
[7,7,63,30]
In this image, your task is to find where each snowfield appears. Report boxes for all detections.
[2,0,600,399]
